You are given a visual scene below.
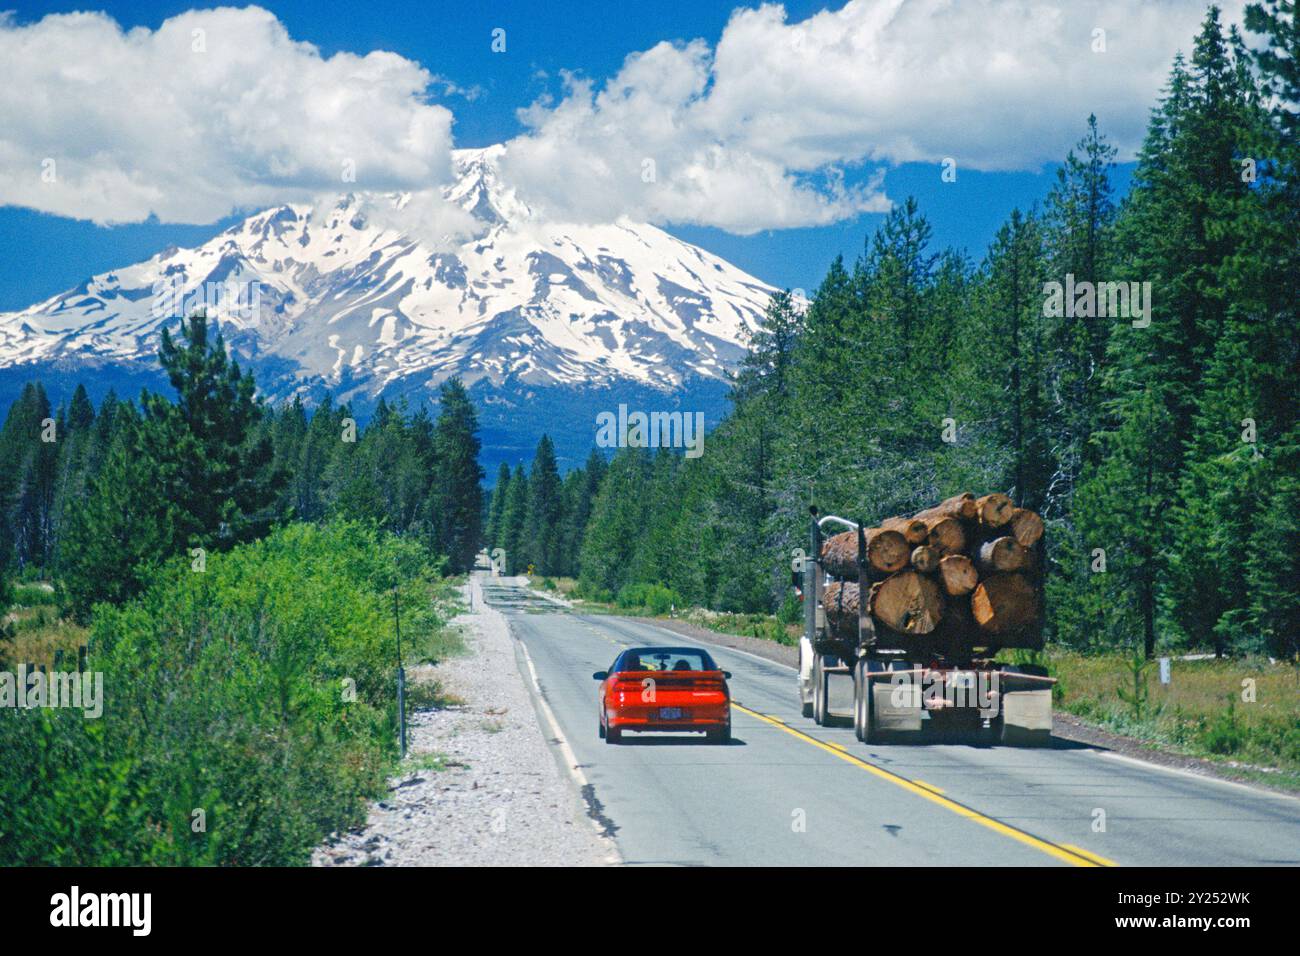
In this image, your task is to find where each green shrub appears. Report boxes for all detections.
[1200,699,1246,756]
[615,582,680,615]
[10,583,58,607]
[0,520,453,866]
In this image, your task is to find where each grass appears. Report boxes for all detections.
[529,575,578,596]
[1035,649,1300,788]
[11,582,58,607]
[405,751,457,773]
[0,607,89,671]
[572,590,801,647]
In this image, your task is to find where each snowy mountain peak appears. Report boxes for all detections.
[0,145,776,404]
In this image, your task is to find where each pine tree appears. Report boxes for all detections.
[522,435,563,575]
[1040,114,1117,510]
[578,446,649,598]
[428,378,484,573]
[141,314,282,552]
[501,463,530,575]
[486,463,512,551]
[61,407,174,620]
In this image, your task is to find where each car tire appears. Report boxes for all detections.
[606,726,622,744]
[707,719,732,744]
[598,718,606,739]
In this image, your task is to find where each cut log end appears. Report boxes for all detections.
[976,493,1015,528]
[881,515,929,545]
[821,528,910,577]
[971,573,1039,635]
[870,570,943,635]
[911,545,940,573]
[924,516,967,555]
[1009,508,1045,548]
[977,536,1029,573]
[937,554,978,596]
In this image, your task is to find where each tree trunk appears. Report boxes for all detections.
[976,536,1030,574]
[910,545,940,573]
[1008,507,1044,549]
[971,573,1039,635]
[912,492,977,523]
[923,515,967,555]
[821,528,909,578]
[880,515,929,545]
[869,570,944,635]
[937,554,978,596]
[823,581,862,641]
[975,493,1015,528]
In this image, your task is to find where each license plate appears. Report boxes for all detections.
[658,707,684,720]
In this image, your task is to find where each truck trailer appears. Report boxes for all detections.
[796,507,1055,745]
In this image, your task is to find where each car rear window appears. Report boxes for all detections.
[615,649,717,672]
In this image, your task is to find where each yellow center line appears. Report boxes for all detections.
[1060,844,1118,867]
[730,701,1114,868]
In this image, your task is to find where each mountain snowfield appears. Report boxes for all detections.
[0,147,775,410]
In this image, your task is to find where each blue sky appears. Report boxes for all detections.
[0,0,1214,310]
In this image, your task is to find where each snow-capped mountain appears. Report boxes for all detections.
[0,146,774,405]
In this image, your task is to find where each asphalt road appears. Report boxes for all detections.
[486,579,1300,867]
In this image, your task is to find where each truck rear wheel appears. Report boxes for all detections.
[812,654,829,726]
[853,659,880,744]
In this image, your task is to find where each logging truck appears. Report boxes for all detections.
[795,496,1055,745]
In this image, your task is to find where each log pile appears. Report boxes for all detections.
[819,492,1044,652]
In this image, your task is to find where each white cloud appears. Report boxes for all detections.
[503,0,1246,232]
[0,6,460,225]
[0,1,1250,235]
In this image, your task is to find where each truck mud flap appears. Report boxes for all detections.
[1000,689,1052,745]
[872,676,923,733]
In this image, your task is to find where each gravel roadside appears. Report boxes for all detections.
[313,575,616,867]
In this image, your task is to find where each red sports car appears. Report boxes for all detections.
[594,646,732,744]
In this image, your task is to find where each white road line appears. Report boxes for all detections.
[515,632,623,864]
[1092,748,1300,803]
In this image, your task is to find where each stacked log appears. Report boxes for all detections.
[820,527,910,578]
[822,572,944,639]
[817,492,1045,651]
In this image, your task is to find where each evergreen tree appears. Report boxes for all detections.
[1040,114,1117,510]
[141,315,282,551]
[428,378,484,573]
[577,446,649,597]
[501,463,530,575]
[522,435,564,575]
[486,463,512,552]
[61,407,174,620]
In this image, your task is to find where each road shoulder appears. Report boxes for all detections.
[313,575,613,866]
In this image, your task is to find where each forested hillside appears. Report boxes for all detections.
[0,314,484,619]
[489,4,1298,661]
